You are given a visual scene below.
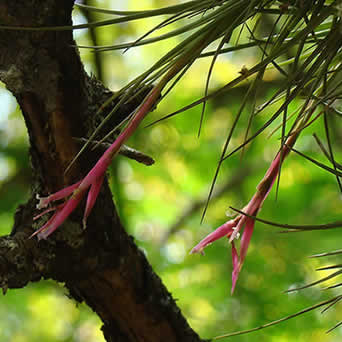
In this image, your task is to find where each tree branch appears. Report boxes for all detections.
[0,1,203,341]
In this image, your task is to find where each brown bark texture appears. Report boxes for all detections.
[0,1,203,341]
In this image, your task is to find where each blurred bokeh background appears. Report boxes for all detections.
[0,0,341,341]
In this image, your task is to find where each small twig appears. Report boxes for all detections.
[73,137,155,166]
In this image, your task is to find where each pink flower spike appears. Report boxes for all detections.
[32,85,164,239]
[190,218,239,255]
[33,83,182,239]
[36,180,82,209]
[34,192,84,240]
[83,175,105,229]
[30,210,60,239]
[229,218,255,294]
[231,241,239,271]
[33,203,65,221]
[231,241,239,294]
[76,87,162,193]
[191,130,300,294]
[239,217,255,268]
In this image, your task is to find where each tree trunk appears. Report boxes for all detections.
[0,1,203,341]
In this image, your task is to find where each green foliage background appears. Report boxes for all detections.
[0,0,341,341]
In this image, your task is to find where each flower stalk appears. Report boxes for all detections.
[191,129,300,293]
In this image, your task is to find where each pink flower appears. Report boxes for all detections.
[191,133,298,293]
[31,32,219,240]
[190,205,257,294]
[32,86,161,240]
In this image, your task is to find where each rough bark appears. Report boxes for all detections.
[0,1,203,341]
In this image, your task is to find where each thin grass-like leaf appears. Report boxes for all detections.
[224,34,340,161]
[148,4,334,128]
[323,110,342,192]
[240,68,266,160]
[289,147,342,177]
[212,296,342,340]
[313,133,342,170]
[317,264,342,271]
[324,282,342,290]
[326,321,342,334]
[75,1,208,16]
[200,69,259,223]
[90,6,227,52]
[198,29,232,138]
[230,207,342,230]
[286,270,342,293]
[321,296,342,314]
[310,250,342,258]
[275,26,307,198]
[3,1,216,31]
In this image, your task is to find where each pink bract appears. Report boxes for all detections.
[191,132,298,293]
[32,86,161,240]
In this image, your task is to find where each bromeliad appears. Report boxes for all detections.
[31,30,219,240]
[32,85,162,240]
[191,130,299,293]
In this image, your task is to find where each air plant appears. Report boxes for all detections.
[190,124,300,293]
